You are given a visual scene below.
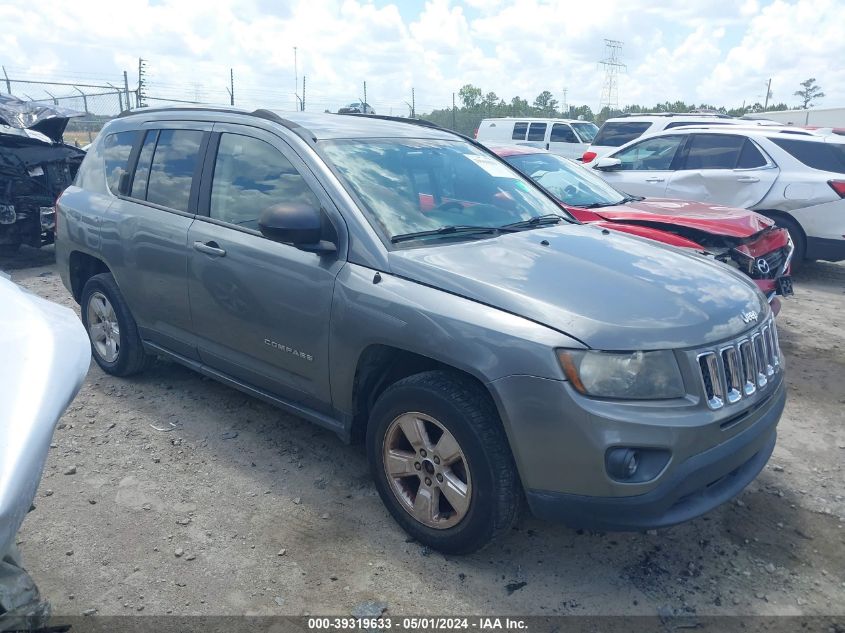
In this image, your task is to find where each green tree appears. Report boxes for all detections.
[458,84,482,109]
[533,90,558,115]
[794,78,824,108]
[509,96,530,116]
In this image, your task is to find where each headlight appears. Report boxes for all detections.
[557,349,685,400]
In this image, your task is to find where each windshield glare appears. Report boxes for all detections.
[321,139,569,244]
[504,152,627,207]
[572,122,599,143]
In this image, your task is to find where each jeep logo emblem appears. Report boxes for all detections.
[740,310,758,324]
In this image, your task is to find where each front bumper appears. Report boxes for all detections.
[526,383,784,530]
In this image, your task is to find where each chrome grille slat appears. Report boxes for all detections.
[698,317,780,410]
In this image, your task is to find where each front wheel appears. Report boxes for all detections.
[367,371,520,554]
[772,215,806,272]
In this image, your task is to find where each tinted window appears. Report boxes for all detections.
[512,122,528,140]
[771,138,845,174]
[130,131,157,199]
[145,129,203,212]
[527,123,547,141]
[614,135,684,171]
[683,134,745,170]
[737,140,768,169]
[103,131,138,195]
[550,124,578,143]
[210,134,319,231]
[592,121,652,147]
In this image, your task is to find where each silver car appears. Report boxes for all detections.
[0,276,90,629]
[56,108,786,553]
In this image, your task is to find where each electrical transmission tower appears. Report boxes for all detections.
[599,39,625,114]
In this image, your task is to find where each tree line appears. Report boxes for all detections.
[421,78,825,136]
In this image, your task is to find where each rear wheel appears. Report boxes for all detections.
[367,370,520,554]
[81,273,152,376]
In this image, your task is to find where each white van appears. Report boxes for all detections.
[476,117,599,160]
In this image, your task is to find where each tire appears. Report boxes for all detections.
[772,215,806,272]
[366,370,520,554]
[0,243,21,256]
[80,273,152,376]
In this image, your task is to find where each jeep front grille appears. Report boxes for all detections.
[697,317,781,410]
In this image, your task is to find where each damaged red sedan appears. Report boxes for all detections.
[493,145,793,306]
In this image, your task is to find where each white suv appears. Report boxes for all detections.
[583,113,744,163]
[585,125,845,264]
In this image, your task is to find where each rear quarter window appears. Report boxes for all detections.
[592,121,652,147]
[102,130,138,194]
[770,138,845,174]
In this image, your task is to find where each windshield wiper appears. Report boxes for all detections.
[621,195,645,203]
[500,214,565,230]
[578,201,624,209]
[391,225,516,244]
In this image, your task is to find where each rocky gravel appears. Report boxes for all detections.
[4,247,844,617]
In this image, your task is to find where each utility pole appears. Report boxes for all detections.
[302,75,306,111]
[226,68,234,106]
[764,78,772,110]
[137,58,147,108]
[123,71,130,111]
[411,87,415,118]
[598,40,625,115]
[363,81,367,112]
[562,87,568,117]
[2,66,10,94]
[452,92,456,130]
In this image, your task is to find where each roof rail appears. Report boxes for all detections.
[114,105,319,144]
[336,112,446,131]
[614,112,731,119]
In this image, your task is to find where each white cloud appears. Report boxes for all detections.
[0,0,841,115]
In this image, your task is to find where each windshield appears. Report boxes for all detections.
[572,122,599,143]
[321,138,571,245]
[504,152,627,207]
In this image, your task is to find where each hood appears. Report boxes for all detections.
[587,198,774,238]
[388,223,767,350]
[0,93,83,143]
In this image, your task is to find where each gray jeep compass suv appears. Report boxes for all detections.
[56,108,786,553]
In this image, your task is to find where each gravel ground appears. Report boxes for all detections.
[4,246,844,618]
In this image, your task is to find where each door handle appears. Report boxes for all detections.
[645,177,665,183]
[737,176,760,183]
[193,241,226,257]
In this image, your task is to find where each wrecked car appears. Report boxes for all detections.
[0,275,90,630]
[493,145,794,305]
[0,94,86,255]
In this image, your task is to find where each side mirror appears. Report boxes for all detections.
[594,157,622,171]
[258,202,336,254]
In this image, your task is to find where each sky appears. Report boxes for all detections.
[0,0,841,115]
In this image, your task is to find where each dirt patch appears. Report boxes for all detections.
[5,253,844,617]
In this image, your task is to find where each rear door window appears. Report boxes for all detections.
[682,134,746,170]
[592,121,652,147]
[770,138,845,174]
[209,133,320,231]
[614,135,685,171]
[145,129,204,212]
[527,122,547,141]
[511,122,528,140]
[103,131,138,195]
[550,124,578,143]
